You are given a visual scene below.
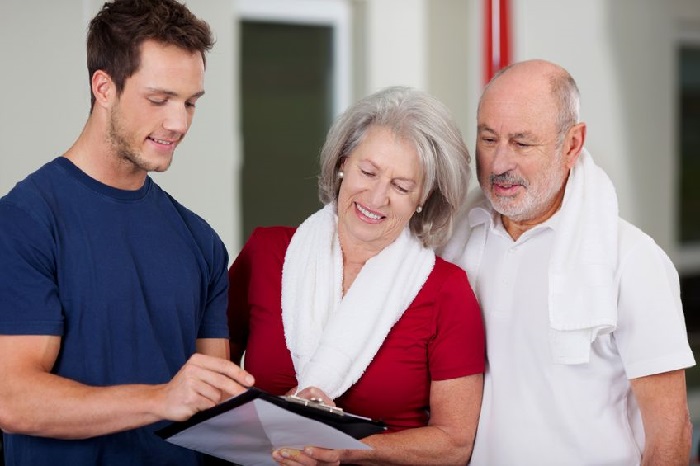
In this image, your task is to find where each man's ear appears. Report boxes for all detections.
[91,70,114,108]
[563,122,586,169]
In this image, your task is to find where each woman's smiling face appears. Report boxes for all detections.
[336,125,424,255]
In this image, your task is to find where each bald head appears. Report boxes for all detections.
[479,59,580,140]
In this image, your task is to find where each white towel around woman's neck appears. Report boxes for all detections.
[281,203,435,399]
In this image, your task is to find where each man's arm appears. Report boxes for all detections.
[0,334,253,440]
[196,337,230,360]
[630,369,692,466]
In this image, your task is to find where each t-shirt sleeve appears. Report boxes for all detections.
[615,230,695,379]
[197,231,230,339]
[428,262,486,380]
[0,201,64,335]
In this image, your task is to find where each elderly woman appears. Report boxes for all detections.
[227,86,485,465]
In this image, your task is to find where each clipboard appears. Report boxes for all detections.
[156,387,387,465]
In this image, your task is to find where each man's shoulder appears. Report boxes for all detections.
[0,158,64,222]
[2,158,62,198]
[616,217,676,274]
[153,184,221,237]
[438,189,490,267]
[145,184,229,266]
[617,218,663,255]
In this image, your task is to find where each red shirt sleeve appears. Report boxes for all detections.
[428,258,486,380]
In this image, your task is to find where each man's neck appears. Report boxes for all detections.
[63,118,147,191]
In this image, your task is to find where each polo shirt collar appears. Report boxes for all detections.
[467,194,563,243]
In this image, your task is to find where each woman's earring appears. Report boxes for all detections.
[338,171,344,179]
[416,206,422,214]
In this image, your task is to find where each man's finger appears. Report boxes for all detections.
[188,353,255,388]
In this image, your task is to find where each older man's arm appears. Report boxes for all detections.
[630,369,692,466]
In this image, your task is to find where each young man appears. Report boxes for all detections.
[0,1,253,465]
[442,59,695,465]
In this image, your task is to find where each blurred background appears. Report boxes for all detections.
[2,0,700,460]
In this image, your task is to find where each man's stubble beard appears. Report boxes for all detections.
[476,147,568,223]
[107,104,173,173]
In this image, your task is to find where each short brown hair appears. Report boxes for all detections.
[86,0,214,107]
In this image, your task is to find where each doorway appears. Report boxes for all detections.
[237,0,350,242]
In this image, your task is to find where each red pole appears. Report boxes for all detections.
[483,0,494,86]
[498,0,511,72]
[483,0,512,86]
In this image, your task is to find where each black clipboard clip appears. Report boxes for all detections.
[281,394,348,416]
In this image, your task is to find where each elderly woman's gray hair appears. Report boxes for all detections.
[318,86,472,248]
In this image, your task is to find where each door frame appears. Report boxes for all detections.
[676,24,700,273]
[235,0,351,117]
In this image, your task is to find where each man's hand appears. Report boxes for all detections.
[157,353,254,421]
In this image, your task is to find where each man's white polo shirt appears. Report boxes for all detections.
[466,208,695,466]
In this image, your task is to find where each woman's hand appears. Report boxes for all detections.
[293,386,335,407]
[273,387,342,465]
[272,446,342,465]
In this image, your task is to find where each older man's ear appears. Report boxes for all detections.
[564,122,587,170]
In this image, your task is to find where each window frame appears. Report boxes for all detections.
[235,0,351,118]
[676,25,700,273]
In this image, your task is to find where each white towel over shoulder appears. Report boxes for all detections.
[548,149,618,363]
[282,204,435,399]
[441,149,618,364]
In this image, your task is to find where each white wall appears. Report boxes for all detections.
[426,0,481,186]
[1,1,89,194]
[364,0,427,92]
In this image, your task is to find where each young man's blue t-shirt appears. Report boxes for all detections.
[0,157,230,465]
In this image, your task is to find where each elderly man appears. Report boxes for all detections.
[441,59,695,465]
